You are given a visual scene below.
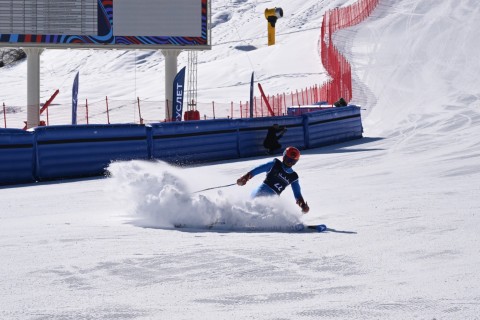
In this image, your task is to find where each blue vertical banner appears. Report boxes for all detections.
[172,66,186,122]
[71,71,79,125]
[249,72,254,118]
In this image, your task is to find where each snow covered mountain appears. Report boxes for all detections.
[1,0,341,122]
[1,0,479,319]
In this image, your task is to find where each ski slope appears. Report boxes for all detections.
[1,0,480,319]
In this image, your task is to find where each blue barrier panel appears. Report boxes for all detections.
[306,106,363,148]
[0,128,35,185]
[287,106,328,116]
[1,107,363,186]
[34,124,148,180]
[150,119,240,163]
[237,116,305,157]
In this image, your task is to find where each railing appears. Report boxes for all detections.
[0,106,363,186]
[1,84,330,128]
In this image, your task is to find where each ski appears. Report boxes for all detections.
[174,223,328,233]
[307,224,328,232]
[294,224,328,232]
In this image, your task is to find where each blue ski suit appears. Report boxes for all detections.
[249,158,303,201]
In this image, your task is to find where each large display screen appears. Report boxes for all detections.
[0,0,210,49]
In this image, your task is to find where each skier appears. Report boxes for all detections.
[263,124,287,154]
[236,146,310,213]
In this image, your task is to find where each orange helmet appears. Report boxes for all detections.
[283,146,300,166]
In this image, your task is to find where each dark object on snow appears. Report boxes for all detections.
[263,124,287,154]
[334,97,348,107]
[0,49,26,67]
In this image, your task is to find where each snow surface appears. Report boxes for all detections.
[1,0,480,319]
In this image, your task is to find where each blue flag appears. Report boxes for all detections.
[72,71,79,125]
[172,67,186,122]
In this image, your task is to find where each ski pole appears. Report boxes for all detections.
[193,183,236,193]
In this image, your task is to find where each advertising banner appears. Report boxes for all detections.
[72,71,79,125]
[173,67,186,122]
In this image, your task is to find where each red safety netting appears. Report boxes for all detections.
[319,0,380,104]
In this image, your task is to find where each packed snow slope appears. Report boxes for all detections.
[1,0,480,319]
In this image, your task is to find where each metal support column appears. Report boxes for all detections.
[161,49,181,120]
[24,48,44,129]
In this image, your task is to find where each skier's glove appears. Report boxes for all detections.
[237,172,252,186]
[296,197,310,213]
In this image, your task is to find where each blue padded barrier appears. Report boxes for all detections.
[0,128,35,185]
[34,124,148,180]
[0,106,363,186]
[305,106,363,148]
[237,116,305,157]
[150,119,240,164]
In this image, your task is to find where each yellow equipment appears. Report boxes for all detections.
[264,7,283,46]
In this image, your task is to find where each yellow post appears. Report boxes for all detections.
[264,7,283,46]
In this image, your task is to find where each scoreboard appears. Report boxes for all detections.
[0,0,210,49]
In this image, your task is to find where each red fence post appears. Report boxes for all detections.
[257,83,275,117]
[39,89,59,117]
[260,95,263,117]
[271,95,275,116]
